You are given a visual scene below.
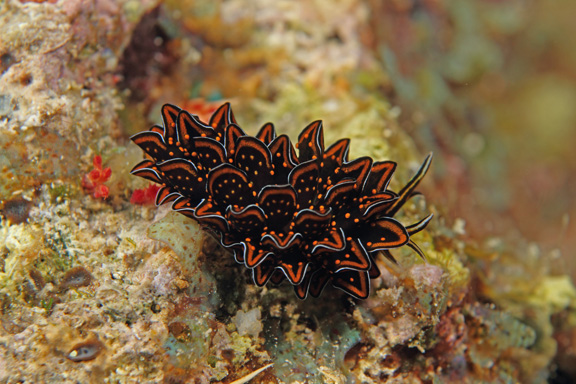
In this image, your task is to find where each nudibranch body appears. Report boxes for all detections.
[131,103,432,299]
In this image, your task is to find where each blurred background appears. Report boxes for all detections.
[369,0,576,278]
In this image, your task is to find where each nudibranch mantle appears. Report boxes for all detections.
[131,103,432,299]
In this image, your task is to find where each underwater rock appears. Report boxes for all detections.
[58,266,94,291]
[1,197,33,225]
[233,308,263,338]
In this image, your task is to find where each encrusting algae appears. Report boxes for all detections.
[0,0,575,383]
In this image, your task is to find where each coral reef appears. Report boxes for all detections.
[0,0,575,383]
[0,0,160,197]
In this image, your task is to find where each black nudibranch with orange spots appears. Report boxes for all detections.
[131,103,433,299]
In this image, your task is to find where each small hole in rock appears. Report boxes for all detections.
[20,73,33,86]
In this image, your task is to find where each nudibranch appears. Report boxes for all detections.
[131,103,433,299]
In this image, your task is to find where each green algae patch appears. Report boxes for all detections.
[528,275,576,312]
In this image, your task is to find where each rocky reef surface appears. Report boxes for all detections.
[1,1,575,383]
